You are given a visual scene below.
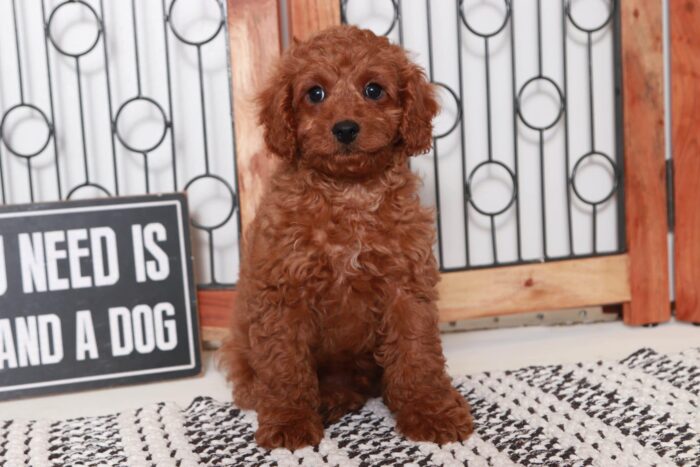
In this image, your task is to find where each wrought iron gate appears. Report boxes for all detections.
[342,0,625,272]
[0,0,239,288]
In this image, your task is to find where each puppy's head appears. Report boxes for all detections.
[258,25,438,179]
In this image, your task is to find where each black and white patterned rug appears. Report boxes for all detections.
[1,347,698,466]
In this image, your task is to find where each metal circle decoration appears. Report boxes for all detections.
[340,0,399,37]
[570,151,618,205]
[433,82,462,139]
[466,160,517,216]
[566,0,614,34]
[167,0,225,47]
[66,182,112,200]
[47,0,102,58]
[459,0,511,39]
[184,174,237,230]
[0,104,53,158]
[114,97,169,153]
[517,76,565,131]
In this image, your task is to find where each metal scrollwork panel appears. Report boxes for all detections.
[0,0,240,287]
[343,0,623,271]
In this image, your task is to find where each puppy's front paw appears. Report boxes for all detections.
[396,391,474,444]
[256,410,324,450]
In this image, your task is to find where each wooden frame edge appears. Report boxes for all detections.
[198,254,631,340]
[438,255,631,322]
[287,0,342,42]
[670,0,700,324]
[199,289,236,343]
[228,0,282,232]
[619,0,671,325]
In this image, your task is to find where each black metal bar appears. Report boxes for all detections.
[12,0,35,203]
[397,1,409,174]
[561,0,574,254]
[425,0,445,268]
[666,158,674,232]
[25,159,34,203]
[131,0,143,97]
[143,153,150,194]
[612,0,627,252]
[129,0,151,192]
[41,0,62,200]
[592,203,598,253]
[587,32,596,152]
[490,215,497,262]
[484,38,493,162]
[440,249,624,273]
[483,35,499,261]
[509,0,523,261]
[99,0,121,196]
[12,0,25,104]
[196,46,211,175]
[539,131,548,258]
[397,0,404,45]
[454,0,470,267]
[536,0,543,77]
[207,230,217,285]
[162,0,179,191]
[535,2,548,259]
[75,59,90,184]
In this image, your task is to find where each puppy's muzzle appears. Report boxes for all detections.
[332,120,360,144]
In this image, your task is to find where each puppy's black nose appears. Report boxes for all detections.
[332,120,360,144]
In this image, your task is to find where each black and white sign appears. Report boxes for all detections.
[0,194,201,400]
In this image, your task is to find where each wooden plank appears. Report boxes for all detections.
[619,1,671,325]
[199,256,631,338]
[671,0,700,324]
[228,0,282,231]
[199,289,236,343]
[437,255,631,322]
[287,0,341,42]
[202,0,283,343]
[198,289,236,328]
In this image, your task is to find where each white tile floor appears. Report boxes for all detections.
[0,321,697,420]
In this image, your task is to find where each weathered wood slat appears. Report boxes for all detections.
[619,0,671,325]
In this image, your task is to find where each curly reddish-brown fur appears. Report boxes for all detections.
[220,25,473,450]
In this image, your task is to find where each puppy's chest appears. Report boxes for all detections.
[310,211,401,278]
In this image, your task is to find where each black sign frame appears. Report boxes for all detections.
[0,194,201,401]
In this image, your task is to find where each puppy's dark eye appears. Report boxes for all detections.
[307,86,325,103]
[364,82,384,100]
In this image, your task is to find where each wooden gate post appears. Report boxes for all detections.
[619,0,671,325]
[197,0,283,342]
[287,0,341,42]
[671,0,700,323]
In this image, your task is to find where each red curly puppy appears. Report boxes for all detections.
[221,25,473,450]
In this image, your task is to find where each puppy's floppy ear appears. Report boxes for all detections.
[257,68,297,162]
[399,63,439,156]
